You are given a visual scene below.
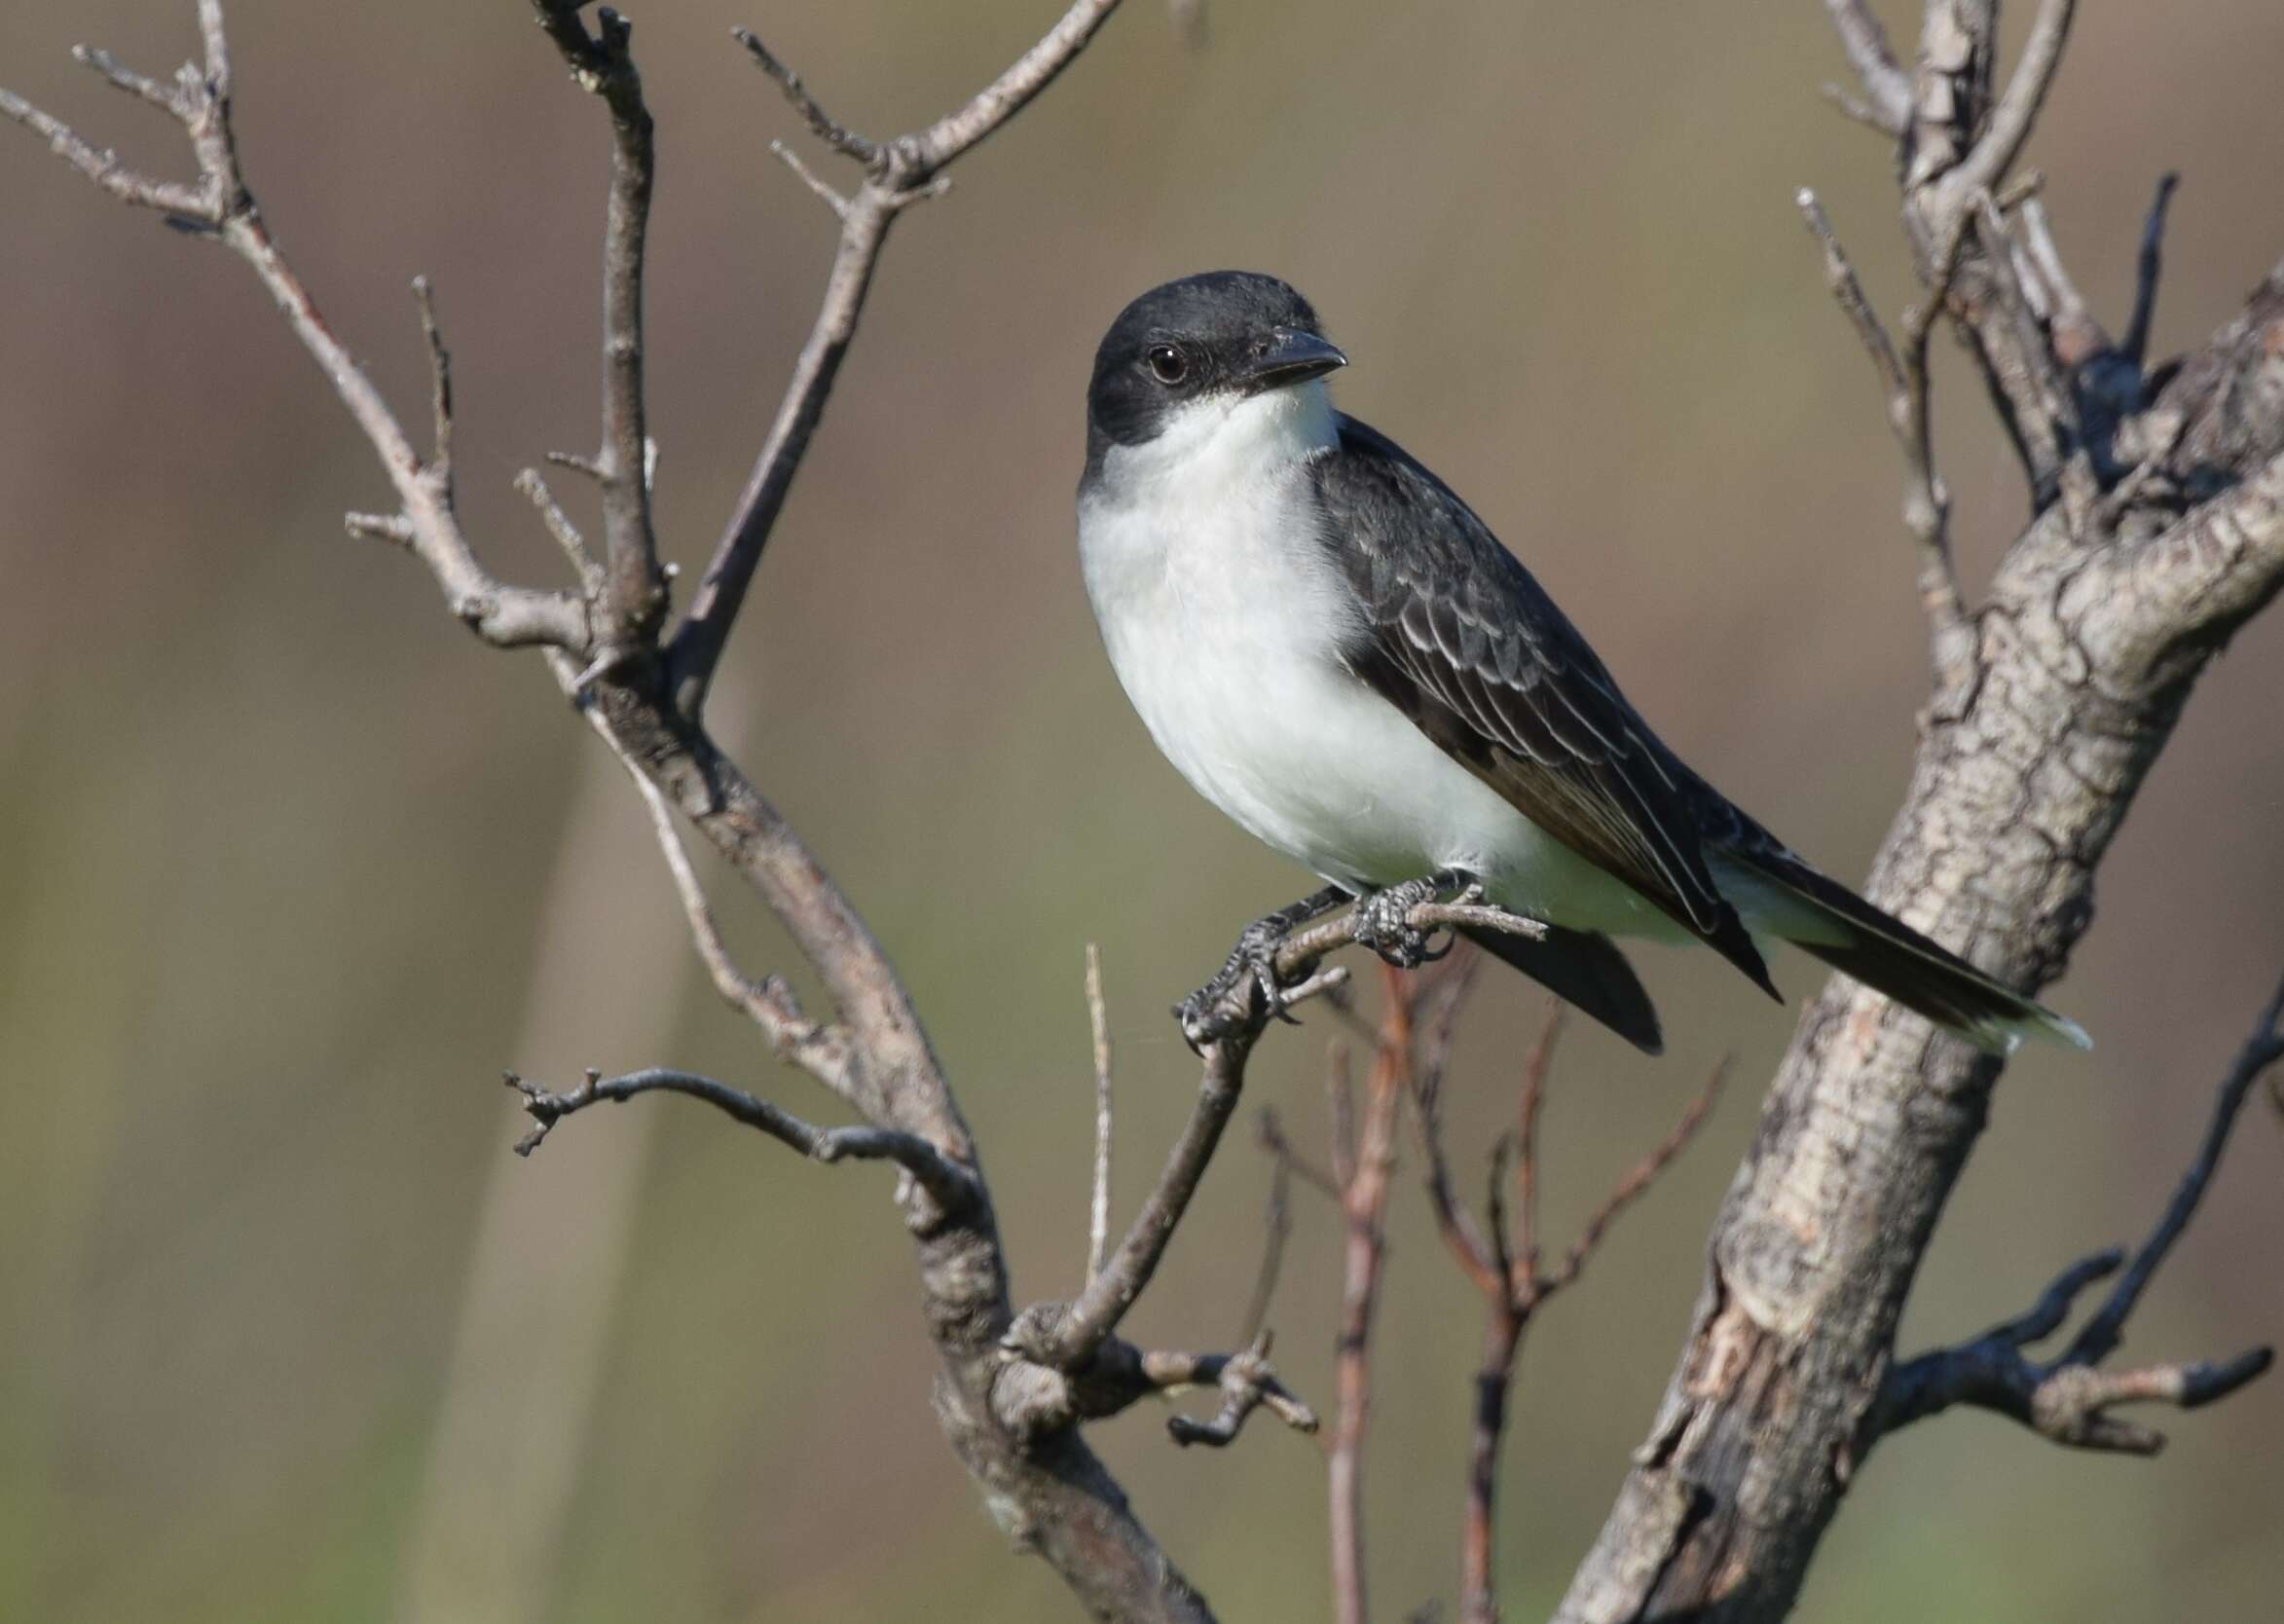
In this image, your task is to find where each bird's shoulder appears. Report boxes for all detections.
[1308,414,1624,721]
[1308,414,1767,959]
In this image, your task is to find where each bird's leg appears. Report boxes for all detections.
[1176,884,1351,1049]
[1349,868,1471,968]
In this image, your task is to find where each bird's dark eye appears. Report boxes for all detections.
[1145,344,1189,386]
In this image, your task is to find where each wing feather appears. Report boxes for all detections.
[1311,416,1775,994]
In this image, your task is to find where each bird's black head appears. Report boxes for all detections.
[1084,272,1346,461]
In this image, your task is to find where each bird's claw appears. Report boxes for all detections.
[1349,875,1451,969]
[1176,916,1309,1050]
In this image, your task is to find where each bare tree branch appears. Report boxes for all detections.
[4,9,587,651]
[2062,973,2284,1366]
[1164,1333,1320,1448]
[583,701,859,1101]
[1330,965,1412,1624]
[1427,1027,1723,1624]
[667,0,1128,718]
[502,1066,980,1210]
[1933,0,2075,216]
[734,29,878,166]
[530,2,664,655]
[412,276,455,498]
[992,1329,1317,1446]
[1563,89,2284,1597]
[1013,890,1538,1376]
[1820,0,1911,133]
[1542,1060,1727,1299]
[18,4,2281,1621]
[1236,1151,1293,1348]
[1509,1003,1561,1293]
[1257,1107,1344,1202]
[1799,191,1975,694]
[515,467,604,590]
[1862,974,2282,1455]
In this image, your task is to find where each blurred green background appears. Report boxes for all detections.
[3,2,2279,1620]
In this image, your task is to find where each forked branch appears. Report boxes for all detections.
[3,4,585,651]
[1864,974,2283,1456]
[1012,890,1542,1377]
[531,1,666,654]
[667,0,1128,716]
[1798,191,1974,697]
[1408,998,1723,1624]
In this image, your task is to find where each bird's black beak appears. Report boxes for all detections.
[1239,328,1348,393]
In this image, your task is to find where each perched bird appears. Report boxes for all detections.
[1076,271,2088,1056]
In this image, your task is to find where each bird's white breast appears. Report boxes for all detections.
[1077,383,1677,939]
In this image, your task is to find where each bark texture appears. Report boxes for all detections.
[1553,254,2284,1624]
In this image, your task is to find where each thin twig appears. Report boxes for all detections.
[1162,1334,1320,1447]
[1820,0,1911,133]
[1799,191,1975,683]
[1935,0,2076,212]
[411,276,454,496]
[1327,1045,1358,1189]
[2015,198,2090,341]
[1510,1003,1564,1294]
[994,1332,1318,1443]
[0,84,215,219]
[1798,191,1905,401]
[1236,1153,1293,1348]
[1405,966,1502,1298]
[4,8,584,649]
[1542,1059,1728,1297]
[345,512,416,546]
[1086,943,1116,1285]
[514,468,603,590]
[735,29,879,166]
[1330,965,1412,1624]
[501,1066,976,1204]
[71,44,180,113]
[581,698,860,1103]
[1865,974,2284,1456]
[1974,188,2100,527]
[668,0,1128,719]
[1258,1107,1344,1201]
[2064,972,2284,1366]
[1013,1035,1261,1371]
[769,139,851,218]
[1013,888,1535,1375]
[1417,1002,1720,1624]
[531,2,665,652]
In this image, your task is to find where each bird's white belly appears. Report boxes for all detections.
[1080,434,1680,940]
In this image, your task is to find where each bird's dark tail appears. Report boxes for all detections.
[1718,847,2090,1054]
[1459,923,1665,1056]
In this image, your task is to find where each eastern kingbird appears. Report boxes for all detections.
[1077,271,2088,1056]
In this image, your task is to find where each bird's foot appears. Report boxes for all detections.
[1349,871,1465,968]
[1175,885,1347,1050]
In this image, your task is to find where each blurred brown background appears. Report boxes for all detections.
[3,3,2279,1620]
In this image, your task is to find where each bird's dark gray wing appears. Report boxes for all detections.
[1312,415,1777,998]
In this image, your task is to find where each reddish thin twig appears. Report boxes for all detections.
[1329,963,1412,1624]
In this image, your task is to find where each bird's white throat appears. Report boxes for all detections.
[1095,379,1340,504]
